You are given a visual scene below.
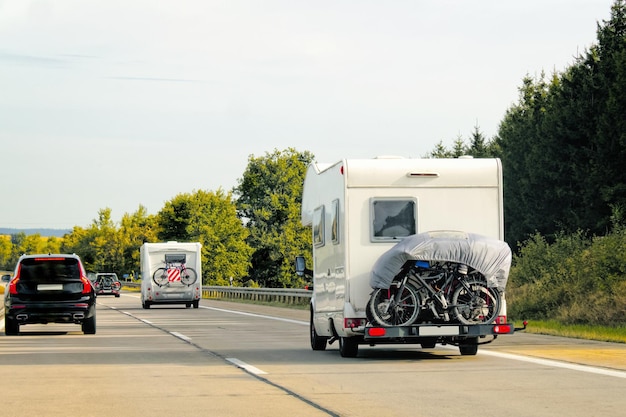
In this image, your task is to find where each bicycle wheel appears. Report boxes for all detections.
[366,282,420,327]
[451,279,501,325]
[153,268,168,286]
[180,267,197,285]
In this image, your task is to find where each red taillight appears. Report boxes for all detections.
[9,264,22,295]
[495,315,507,324]
[368,327,386,337]
[493,324,512,334]
[112,282,121,290]
[80,276,92,294]
[344,318,367,329]
[9,277,19,295]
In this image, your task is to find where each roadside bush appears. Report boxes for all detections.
[507,228,626,326]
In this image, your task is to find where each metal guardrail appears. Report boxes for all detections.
[122,282,312,305]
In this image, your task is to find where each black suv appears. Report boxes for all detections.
[4,254,96,335]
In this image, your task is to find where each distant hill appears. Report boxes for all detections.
[0,228,71,237]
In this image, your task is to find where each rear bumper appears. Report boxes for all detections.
[6,301,96,325]
[363,322,515,343]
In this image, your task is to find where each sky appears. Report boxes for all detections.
[0,0,616,230]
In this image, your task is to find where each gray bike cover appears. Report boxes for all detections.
[370,230,512,290]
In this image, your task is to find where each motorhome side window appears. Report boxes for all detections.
[331,199,339,244]
[313,206,325,247]
[371,198,417,241]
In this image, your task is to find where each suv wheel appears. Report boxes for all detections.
[5,316,19,336]
[82,316,96,334]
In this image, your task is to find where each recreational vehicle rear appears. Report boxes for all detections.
[140,242,202,309]
[298,157,517,357]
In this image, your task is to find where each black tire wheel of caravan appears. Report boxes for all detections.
[142,300,151,309]
[459,337,479,356]
[82,315,96,335]
[366,282,420,327]
[451,279,501,325]
[310,310,328,351]
[186,303,192,308]
[193,300,199,308]
[181,268,197,285]
[4,316,19,336]
[153,268,168,286]
[339,337,359,358]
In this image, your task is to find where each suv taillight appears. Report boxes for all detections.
[9,277,19,295]
[80,276,92,294]
[9,265,21,295]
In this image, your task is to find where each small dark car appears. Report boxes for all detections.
[4,253,96,335]
[94,273,121,297]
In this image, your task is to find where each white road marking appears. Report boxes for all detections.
[226,357,268,375]
[201,306,308,326]
[170,331,192,342]
[479,349,626,379]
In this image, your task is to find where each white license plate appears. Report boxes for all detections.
[38,284,63,291]
[420,326,460,336]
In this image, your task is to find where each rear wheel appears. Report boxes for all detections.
[459,337,479,355]
[82,315,96,335]
[153,268,168,286]
[339,337,359,358]
[193,300,199,308]
[310,310,328,351]
[142,300,151,309]
[5,316,19,336]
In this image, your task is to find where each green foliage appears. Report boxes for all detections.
[494,0,626,247]
[425,126,499,158]
[0,232,62,270]
[157,189,252,286]
[235,148,314,288]
[62,206,158,277]
[507,227,626,326]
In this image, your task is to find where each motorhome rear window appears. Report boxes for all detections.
[371,198,417,241]
[165,254,187,264]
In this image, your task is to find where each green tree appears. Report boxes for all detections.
[496,0,626,246]
[157,189,252,285]
[235,148,314,288]
[117,205,159,278]
[0,235,12,270]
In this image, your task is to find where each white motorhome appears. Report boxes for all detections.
[298,156,516,357]
[140,242,202,309]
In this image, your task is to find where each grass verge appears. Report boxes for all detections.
[519,319,626,344]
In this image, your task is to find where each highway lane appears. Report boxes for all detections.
[2,293,626,417]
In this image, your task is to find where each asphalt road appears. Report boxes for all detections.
[1,293,625,417]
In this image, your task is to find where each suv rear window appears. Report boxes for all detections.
[18,257,81,282]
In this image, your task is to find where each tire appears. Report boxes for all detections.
[459,337,479,355]
[82,315,96,335]
[5,316,19,336]
[366,282,420,327]
[310,310,328,351]
[193,300,199,308]
[142,300,151,309]
[153,268,168,286]
[339,337,359,358]
[452,279,501,325]
[185,303,191,308]
[180,267,197,285]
